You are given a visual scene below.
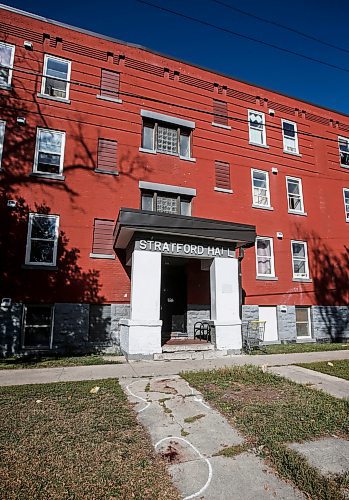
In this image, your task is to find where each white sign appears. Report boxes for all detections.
[137,239,235,258]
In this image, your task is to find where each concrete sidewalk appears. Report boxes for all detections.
[0,349,348,387]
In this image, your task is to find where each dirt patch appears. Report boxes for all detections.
[152,380,178,395]
[205,382,289,405]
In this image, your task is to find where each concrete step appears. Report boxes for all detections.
[154,349,228,361]
[162,343,214,353]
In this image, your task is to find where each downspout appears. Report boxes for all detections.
[237,246,245,320]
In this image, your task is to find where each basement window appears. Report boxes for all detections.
[41,55,71,100]
[22,304,53,349]
[296,307,312,338]
[0,42,15,87]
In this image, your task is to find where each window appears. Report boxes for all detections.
[99,69,120,100]
[286,177,304,213]
[291,241,309,279]
[25,214,59,266]
[34,128,65,175]
[343,189,349,222]
[296,307,311,338]
[248,110,266,146]
[41,55,71,100]
[0,42,15,87]
[0,120,5,168]
[251,169,271,208]
[91,219,114,258]
[97,138,118,174]
[256,237,275,277]
[140,110,194,159]
[22,305,53,349]
[141,191,191,215]
[213,99,229,127]
[339,136,349,167]
[215,160,231,191]
[282,120,299,154]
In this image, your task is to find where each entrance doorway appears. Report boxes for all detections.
[160,258,187,344]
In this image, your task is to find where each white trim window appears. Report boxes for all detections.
[339,136,349,167]
[0,120,5,168]
[291,240,309,279]
[286,176,304,213]
[22,304,54,349]
[25,214,59,266]
[34,129,65,175]
[282,120,299,154]
[251,169,271,208]
[343,188,349,222]
[295,307,312,338]
[256,237,275,277]
[248,110,267,146]
[41,55,71,100]
[0,42,15,87]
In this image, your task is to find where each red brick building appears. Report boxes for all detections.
[0,4,348,358]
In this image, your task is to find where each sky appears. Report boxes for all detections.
[2,0,349,115]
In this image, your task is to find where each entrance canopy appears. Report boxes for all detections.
[113,208,256,250]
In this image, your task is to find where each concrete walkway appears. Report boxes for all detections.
[121,375,304,499]
[1,349,348,387]
[270,365,349,399]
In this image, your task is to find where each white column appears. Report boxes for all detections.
[210,257,242,351]
[120,250,162,357]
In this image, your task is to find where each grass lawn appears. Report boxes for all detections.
[183,366,349,500]
[297,359,349,381]
[0,379,178,500]
[253,342,349,355]
[0,354,122,370]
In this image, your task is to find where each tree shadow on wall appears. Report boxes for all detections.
[301,229,349,341]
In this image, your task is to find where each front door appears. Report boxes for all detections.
[160,260,187,343]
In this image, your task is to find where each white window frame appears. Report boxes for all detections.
[343,188,349,222]
[338,136,349,168]
[291,240,309,279]
[295,306,312,339]
[22,304,54,349]
[33,128,65,176]
[251,168,271,208]
[0,120,5,169]
[0,42,15,87]
[25,213,59,267]
[248,109,267,146]
[286,176,305,214]
[41,54,71,100]
[255,237,275,278]
[282,119,299,154]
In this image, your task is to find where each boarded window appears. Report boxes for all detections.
[97,138,118,173]
[100,69,120,99]
[213,99,228,126]
[215,161,231,190]
[89,304,112,344]
[92,219,114,256]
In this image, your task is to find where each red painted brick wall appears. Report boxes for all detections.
[0,6,348,307]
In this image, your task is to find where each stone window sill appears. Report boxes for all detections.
[30,172,65,181]
[288,210,307,216]
[36,93,71,104]
[94,168,119,176]
[96,94,122,104]
[89,253,115,259]
[22,264,58,270]
[292,278,312,283]
[256,276,278,281]
[138,147,196,161]
[249,142,269,149]
[214,187,233,194]
[252,204,274,211]
[212,122,231,130]
[283,150,302,157]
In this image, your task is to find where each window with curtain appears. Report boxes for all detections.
[256,237,275,277]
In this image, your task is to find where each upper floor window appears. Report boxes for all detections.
[34,128,65,176]
[282,120,299,154]
[90,219,115,258]
[139,181,195,216]
[215,160,231,192]
[41,55,71,100]
[343,188,349,222]
[98,69,120,102]
[291,240,309,279]
[212,99,229,128]
[25,214,59,266]
[286,176,304,214]
[0,42,15,87]
[248,110,267,146]
[140,110,195,160]
[256,237,275,278]
[96,138,118,175]
[338,136,349,167]
[251,169,271,208]
[0,120,5,168]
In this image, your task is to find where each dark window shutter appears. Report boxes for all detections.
[92,219,114,255]
[100,69,120,99]
[215,161,231,190]
[97,138,118,173]
[213,99,228,126]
